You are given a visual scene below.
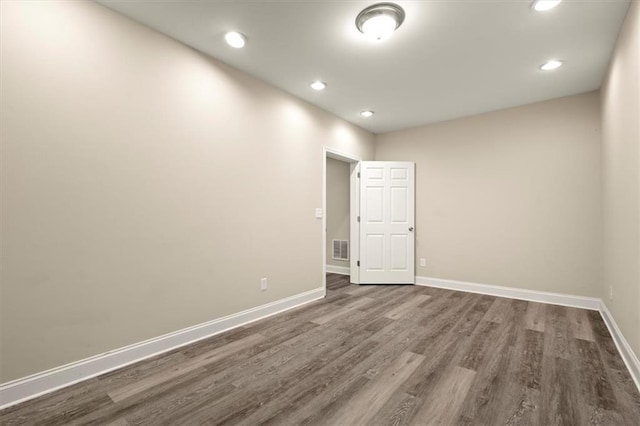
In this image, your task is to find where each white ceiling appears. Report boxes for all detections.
[99,0,631,134]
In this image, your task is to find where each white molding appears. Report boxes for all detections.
[415,275,639,392]
[324,147,362,163]
[0,287,325,409]
[599,301,640,391]
[415,276,601,310]
[322,146,361,291]
[326,264,350,275]
[4,276,639,409]
[349,162,360,284]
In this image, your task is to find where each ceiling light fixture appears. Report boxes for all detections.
[224,31,246,48]
[540,59,563,71]
[310,81,327,91]
[361,110,375,118]
[532,0,562,12]
[356,3,405,41]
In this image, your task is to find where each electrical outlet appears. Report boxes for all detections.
[609,285,613,300]
[419,258,426,267]
[261,278,268,291]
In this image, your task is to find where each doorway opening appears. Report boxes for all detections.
[322,147,360,294]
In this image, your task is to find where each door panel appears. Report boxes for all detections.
[390,234,408,270]
[359,161,415,284]
[390,187,408,222]
[366,187,384,222]
[390,167,408,180]
[365,234,384,270]
[366,166,384,180]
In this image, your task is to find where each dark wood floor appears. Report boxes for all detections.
[2,274,640,425]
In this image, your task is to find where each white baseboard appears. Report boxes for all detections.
[599,301,640,391]
[326,265,350,275]
[0,287,325,410]
[3,276,639,409]
[415,276,601,311]
[415,275,639,392]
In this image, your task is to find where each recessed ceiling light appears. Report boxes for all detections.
[361,110,375,118]
[224,31,246,48]
[356,3,405,41]
[540,59,563,71]
[532,0,562,12]
[310,81,327,91]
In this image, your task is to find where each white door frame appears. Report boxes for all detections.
[323,147,361,294]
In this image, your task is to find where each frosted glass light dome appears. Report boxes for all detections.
[356,3,405,42]
[532,0,562,12]
[361,14,398,41]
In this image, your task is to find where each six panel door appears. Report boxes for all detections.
[359,161,415,284]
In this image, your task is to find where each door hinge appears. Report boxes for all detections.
[357,172,360,178]
[357,261,360,267]
[357,215,360,222]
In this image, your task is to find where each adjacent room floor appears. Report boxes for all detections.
[2,274,639,425]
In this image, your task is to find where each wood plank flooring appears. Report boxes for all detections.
[2,273,639,425]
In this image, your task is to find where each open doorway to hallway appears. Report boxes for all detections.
[326,157,351,278]
[322,147,360,291]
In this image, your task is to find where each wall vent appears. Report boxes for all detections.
[332,239,349,261]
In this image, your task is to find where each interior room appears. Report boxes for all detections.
[1,0,639,424]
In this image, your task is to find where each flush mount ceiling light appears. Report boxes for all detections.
[532,0,562,12]
[224,31,246,48]
[356,3,405,41]
[361,110,375,118]
[540,59,563,71]
[310,81,327,91]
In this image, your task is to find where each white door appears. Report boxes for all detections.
[359,161,415,284]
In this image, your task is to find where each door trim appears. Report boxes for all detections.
[323,147,361,292]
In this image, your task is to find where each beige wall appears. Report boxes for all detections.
[326,158,351,268]
[601,0,640,358]
[3,0,637,387]
[0,0,374,382]
[376,92,602,297]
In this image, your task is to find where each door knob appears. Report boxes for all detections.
[409,226,414,231]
